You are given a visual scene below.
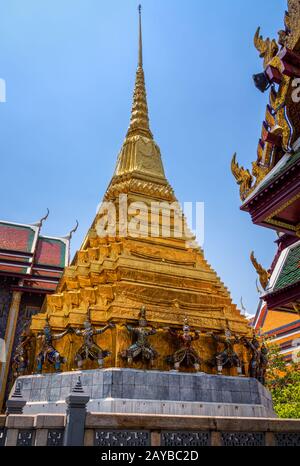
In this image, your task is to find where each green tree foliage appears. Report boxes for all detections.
[265,343,300,418]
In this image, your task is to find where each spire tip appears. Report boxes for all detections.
[138,4,143,67]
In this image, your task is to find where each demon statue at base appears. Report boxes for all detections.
[242,333,269,385]
[121,306,157,366]
[165,319,202,371]
[242,334,260,379]
[36,319,72,373]
[72,312,115,369]
[12,321,33,377]
[208,328,242,375]
[258,342,269,385]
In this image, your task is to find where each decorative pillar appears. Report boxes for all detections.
[63,376,90,446]
[0,290,22,411]
[6,381,26,414]
[265,432,276,446]
[151,431,161,446]
[211,431,222,446]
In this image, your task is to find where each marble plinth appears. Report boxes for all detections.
[10,368,276,418]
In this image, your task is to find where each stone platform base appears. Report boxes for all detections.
[11,368,276,418]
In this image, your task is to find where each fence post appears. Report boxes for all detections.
[63,376,90,446]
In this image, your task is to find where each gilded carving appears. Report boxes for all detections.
[265,192,300,233]
[278,0,300,49]
[250,251,270,290]
[254,26,279,68]
[232,2,300,199]
[231,153,254,201]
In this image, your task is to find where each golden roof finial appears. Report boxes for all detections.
[126,5,153,140]
[138,4,143,68]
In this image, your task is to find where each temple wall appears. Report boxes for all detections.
[0,283,45,412]
[4,293,43,401]
[1,412,300,446]
[0,284,12,340]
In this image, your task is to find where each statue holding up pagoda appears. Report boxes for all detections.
[208,328,242,375]
[121,306,157,366]
[258,342,269,386]
[165,318,202,371]
[241,333,261,379]
[72,310,115,369]
[12,321,34,377]
[36,319,72,373]
[242,333,269,385]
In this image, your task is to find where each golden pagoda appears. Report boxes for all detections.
[31,7,251,374]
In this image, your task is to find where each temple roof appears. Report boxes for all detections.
[0,221,36,253]
[232,1,300,206]
[242,150,300,207]
[252,300,300,362]
[258,238,300,313]
[0,219,69,293]
[35,236,68,268]
[274,242,300,291]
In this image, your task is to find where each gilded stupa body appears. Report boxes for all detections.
[31,8,251,374]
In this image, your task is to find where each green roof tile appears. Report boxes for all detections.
[274,243,300,291]
[254,150,300,195]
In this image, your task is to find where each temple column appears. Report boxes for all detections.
[0,290,22,411]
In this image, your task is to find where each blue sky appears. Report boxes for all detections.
[0,0,287,314]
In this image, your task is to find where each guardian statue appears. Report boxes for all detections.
[208,328,242,375]
[121,306,157,366]
[165,318,202,371]
[36,319,72,373]
[72,311,115,369]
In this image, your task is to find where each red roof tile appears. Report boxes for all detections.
[0,222,36,253]
[0,219,69,293]
[35,237,67,268]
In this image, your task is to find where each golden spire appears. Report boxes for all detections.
[110,5,167,182]
[126,5,153,140]
[138,4,143,68]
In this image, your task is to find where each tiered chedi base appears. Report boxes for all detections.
[10,368,276,418]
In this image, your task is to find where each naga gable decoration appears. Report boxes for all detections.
[231,153,254,201]
[254,27,279,69]
[250,251,270,291]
